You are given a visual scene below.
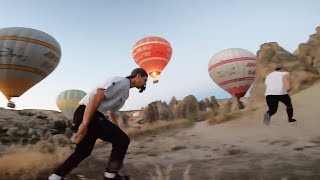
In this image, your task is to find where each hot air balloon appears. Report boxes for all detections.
[132,36,172,80]
[0,27,61,108]
[56,89,87,120]
[208,48,256,98]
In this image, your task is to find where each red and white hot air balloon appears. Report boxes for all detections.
[208,48,256,98]
[132,36,172,80]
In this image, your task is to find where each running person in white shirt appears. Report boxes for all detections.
[264,64,297,125]
[49,68,151,180]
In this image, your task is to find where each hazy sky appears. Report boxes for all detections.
[0,0,319,111]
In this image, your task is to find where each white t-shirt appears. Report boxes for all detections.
[79,76,130,115]
[265,71,289,96]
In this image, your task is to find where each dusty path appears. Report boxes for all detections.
[63,82,320,180]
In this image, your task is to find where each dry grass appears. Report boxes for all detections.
[94,118,194,148]
[88,119,194,151]
[0,119,193,179]
[0,144,71,179]
[150,164,192,180]
[206,107,255,125]
[125,119,194,139]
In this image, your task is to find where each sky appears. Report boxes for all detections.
[0,0,319,111]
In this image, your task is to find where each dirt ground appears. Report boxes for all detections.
[40,82,320,180]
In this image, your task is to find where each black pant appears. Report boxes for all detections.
[54,105,130,176]
[266,94,293,121]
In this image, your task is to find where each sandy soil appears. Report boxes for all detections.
[59,82,320,180]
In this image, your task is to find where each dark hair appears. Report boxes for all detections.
[126,68,148,93]
[126,68,148,78]
[276,64,284,71]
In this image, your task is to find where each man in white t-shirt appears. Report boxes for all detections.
[49,68,152,180]
[263,64,297,125]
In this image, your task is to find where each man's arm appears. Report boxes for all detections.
[283,74,291,92]
[82,88,105,125]
[75,88,105,143]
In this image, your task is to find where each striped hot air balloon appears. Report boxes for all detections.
[132,36,172,79]
[208,48,256,98]
[56,89,87,120]
[0,27,61,108]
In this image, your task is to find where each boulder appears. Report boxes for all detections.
[140,101,173,122]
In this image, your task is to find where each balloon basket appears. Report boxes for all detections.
[7,101,16,108]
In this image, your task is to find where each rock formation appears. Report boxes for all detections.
[172,95,200,121]
[141,95,223,122]
[250,27,320,103]
[0,108,68,145]
[140,101,174,122]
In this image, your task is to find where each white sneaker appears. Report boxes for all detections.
[48,174,63,180]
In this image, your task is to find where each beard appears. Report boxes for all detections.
[139,85,146,93]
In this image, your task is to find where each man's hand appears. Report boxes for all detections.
[75,123,88,144]
[283,74,291,91]
[109,112,119,126]
[287,88,294,95]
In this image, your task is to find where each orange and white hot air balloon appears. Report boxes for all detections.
[208,48,256,98]
[0,27,61,108]
[132,36,172,80]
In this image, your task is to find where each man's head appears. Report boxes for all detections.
[275,64,284,71]
[126,68,148,92]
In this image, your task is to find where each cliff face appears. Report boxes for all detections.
[250,26,320,103]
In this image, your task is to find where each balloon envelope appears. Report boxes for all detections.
[132,36,172,79]
[208,48,256,98]
[56,89,87,120]
[0,27,61,100]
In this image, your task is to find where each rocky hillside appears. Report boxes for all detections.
[250,26,320,102]
[0,108,69,145]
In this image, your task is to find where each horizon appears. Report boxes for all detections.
[0,0,319,111]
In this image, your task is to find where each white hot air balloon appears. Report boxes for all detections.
[0,27,61,108]
[208,48,256,98]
